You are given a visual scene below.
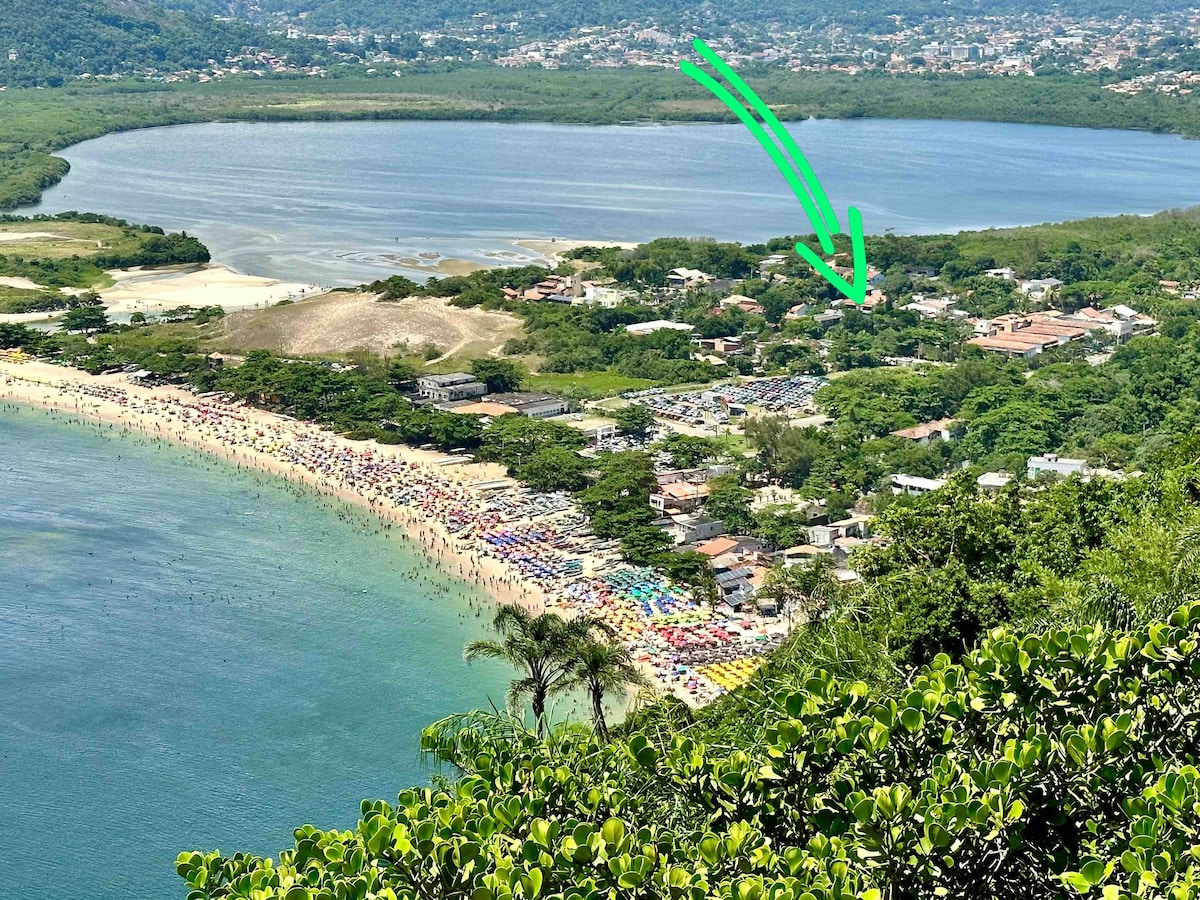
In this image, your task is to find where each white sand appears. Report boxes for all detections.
[0,359,544,614]
[514,238,638,262]
[0,276,44,290]
[0,231,67,243]
[0,264,323,326]
[100,264,321,315]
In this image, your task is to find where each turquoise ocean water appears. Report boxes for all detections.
[0,403,514,900]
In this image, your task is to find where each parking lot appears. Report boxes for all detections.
[623,376,827,426]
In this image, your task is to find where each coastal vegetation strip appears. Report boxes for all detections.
[5,68,1200,208]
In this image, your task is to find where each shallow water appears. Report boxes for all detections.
[0,403,514,900]
[30,118,1200,285]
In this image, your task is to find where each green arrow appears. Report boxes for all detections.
[794,206,867,306]
[690,39,840,239]
[679,59,835,254]
[680,39,869,305]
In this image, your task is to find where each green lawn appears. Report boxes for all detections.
[525,371,656,399]
[0,221,147,259]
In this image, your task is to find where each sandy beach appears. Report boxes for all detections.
[0,359,788,706]
[514,238,638,262]
[0,359,542,610]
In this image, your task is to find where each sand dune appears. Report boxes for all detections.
[100,264,319,315]
[217,290,523,358]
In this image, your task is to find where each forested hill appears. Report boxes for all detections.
[0,0,307,87]
[171,0,1194,34]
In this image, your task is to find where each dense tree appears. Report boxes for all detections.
[703,473,755,534]
[478,415,585,473]
[518,445,590,493]
[575,451,657,538]
[620,525,675,567]
[60,306,110,334]
[613,403,655,437]
[386,359,417,389]
[471,358,524,394]
[0,0,314,87]
[655,433,719,470]
[758,555,839,624]
[180,601,1200,900]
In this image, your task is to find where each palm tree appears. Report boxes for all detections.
[464,604,592,738]
[558,633,651,742]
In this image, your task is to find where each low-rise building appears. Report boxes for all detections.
[977,471,1014,491]
[665,514,725,545]
[581,285,637,308]
[890,473,948,495]
[649,480,711,515]
[446,400,522,418]
[759,254,791,278]
[417,373,487,402]
[717,294,766,315]
[692,336,746,355]
[488,392,570,418]
[891,417,959,444]
[1027,453,1090,479]
[555,415,618,443]
[667,267,711,289]
[625,319,694,336]
[1017,277,1064,300]
[807,514,873,547]
[777,544,831,567]
[902,296,957,318]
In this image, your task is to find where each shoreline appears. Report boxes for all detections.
[0,358,789,706]
[0,359,544,615]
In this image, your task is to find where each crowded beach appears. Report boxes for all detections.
[0,359,788,706]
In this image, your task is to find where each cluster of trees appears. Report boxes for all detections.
[510,304,721,385]
[0,322,58,355]
[365,263,552,304]
[554,209,1200,380]
[802,304,1200,481]
[0,152,69,209]
[0,289,71,315]
[731,304,1200,501]
[366,265,721,386]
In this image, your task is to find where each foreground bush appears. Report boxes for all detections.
[178,602,1200,899]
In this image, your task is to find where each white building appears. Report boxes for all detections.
[890,474,947,495]
[666,268,710,289]
[1027,454,1090,479]
[977,471,1014,491]
[625,320,694,336]
[581,285,637,308]
[902,297,957,318]
[417,373,486,402]
[1017,278,1064,300]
